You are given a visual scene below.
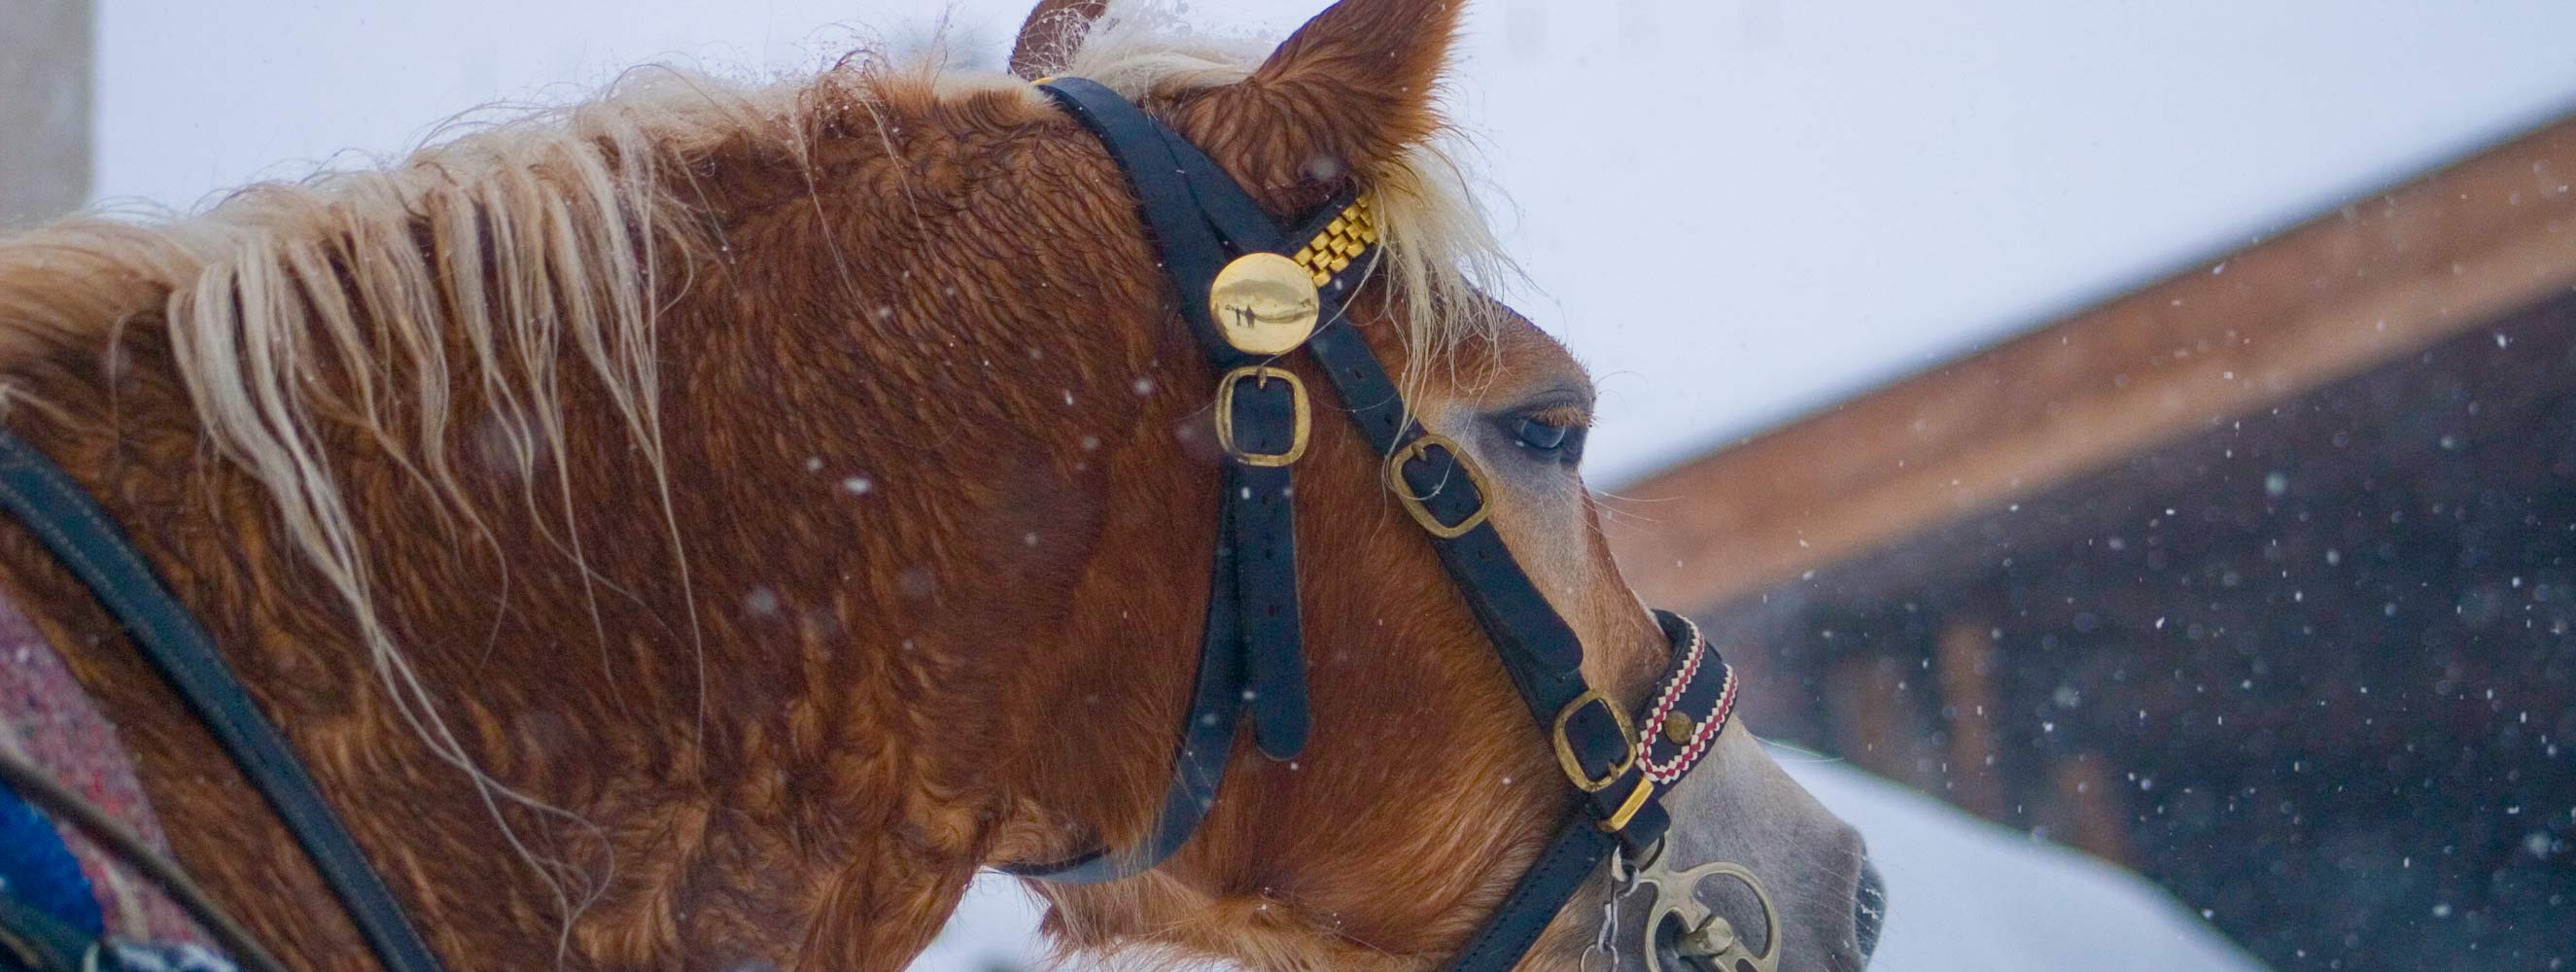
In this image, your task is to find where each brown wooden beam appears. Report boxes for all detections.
[1823,654,1943,795]
[2047,751,2134,868]
[1934,617,2006,820]
[1611,112,2576,614]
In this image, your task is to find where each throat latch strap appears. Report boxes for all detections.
[999,76,1326,884]
[1038,78,1315,764]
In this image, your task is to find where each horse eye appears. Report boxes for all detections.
[1514,416,1573,452]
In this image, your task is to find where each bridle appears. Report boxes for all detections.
[998,79,1752,971]
[0,78,1752,972]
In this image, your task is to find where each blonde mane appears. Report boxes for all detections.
[0,0,1509,938]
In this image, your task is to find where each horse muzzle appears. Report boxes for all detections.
[1601,729,1883,972]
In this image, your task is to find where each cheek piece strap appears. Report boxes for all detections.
[1006,78,1741,972]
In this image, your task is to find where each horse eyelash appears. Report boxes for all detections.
[1520,403,1593,429]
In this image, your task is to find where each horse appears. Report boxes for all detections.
[0,0,1881,968]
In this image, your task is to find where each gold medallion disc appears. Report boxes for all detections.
[1209,253,1322,355]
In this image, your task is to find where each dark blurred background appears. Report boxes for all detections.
[1614,119,2576,971]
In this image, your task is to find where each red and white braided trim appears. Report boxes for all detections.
[1637,620,1738,784]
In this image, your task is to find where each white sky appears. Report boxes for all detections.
[91,0,2576,483]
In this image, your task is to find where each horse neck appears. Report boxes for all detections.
[0,101,1215,968]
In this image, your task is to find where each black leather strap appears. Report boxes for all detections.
[1440,815,1619,972]
[1433,611,1724,972]
[1038,77,1317,762]
[0,433,446,972]
[1039,78,1285,363]
[998,505,1250,882]
[1305,300,1667,854]
[1040,80,1319,763]
[1001,78,1321,883]
[1231,460,1308,759]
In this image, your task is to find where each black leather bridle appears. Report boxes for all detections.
[0,77,1740,972]
[999,78,1743,971]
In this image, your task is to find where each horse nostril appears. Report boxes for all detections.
[1853,857,1887,963]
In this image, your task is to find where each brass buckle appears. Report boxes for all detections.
[1213,366,1310,468]
[1384,434,1490,538]
[1550,689,1638,793]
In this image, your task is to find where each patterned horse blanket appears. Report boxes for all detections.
[0,590,231,970]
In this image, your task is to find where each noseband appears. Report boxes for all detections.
[1000,78,1744,971]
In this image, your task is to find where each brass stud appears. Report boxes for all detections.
[1660,712,1697,746]
[1208,252,1322,355]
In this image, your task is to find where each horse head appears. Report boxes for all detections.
[992,2,1884,969]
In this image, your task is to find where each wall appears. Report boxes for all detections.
[0,0,91,228]
[1696,297,2576,972]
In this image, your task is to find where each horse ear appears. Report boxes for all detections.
[1173,0,1464,208]
[1009,0,1110,80]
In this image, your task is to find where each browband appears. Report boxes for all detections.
[1009,77,1740,971]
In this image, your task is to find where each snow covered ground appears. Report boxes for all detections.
[902,746,2272,971]
[1774,752,2269,972]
